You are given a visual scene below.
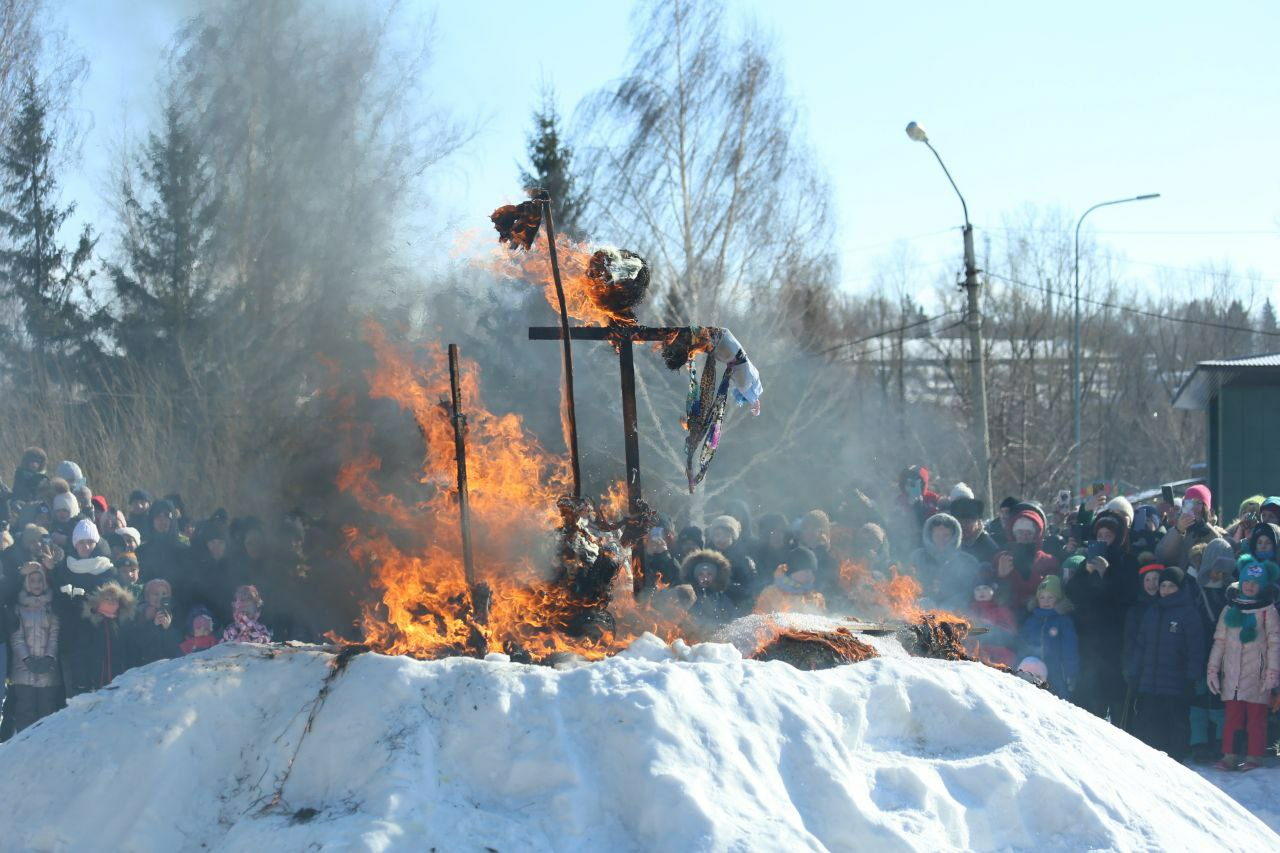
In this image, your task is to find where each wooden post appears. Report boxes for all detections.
[528,325,687,592]
[447,343,488,624]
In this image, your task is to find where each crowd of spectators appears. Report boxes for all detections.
[642,465,1280,772]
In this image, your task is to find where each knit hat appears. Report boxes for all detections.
[72,518,100,546]
[783,546,818,575]
[188,604,215,634]
[1138,562,1165,575]
[801,509,831,533]
[52,492,79,517]
[1159,566,1185,588]
[1085,555,1109,571]
[1062,555,1086,575]
[949,482,975,501]
[1239,494,1265,518]
[707,515,741,540]
[1016,656,1048,681]
[117,527,141,547]
[1011,513,1042,538]
[21,447,47,470]
[56,460,85,488]
[90,495,108,515]
[1102,495,1134,528]
[999,496,1020,511]
[129,489,152,504]
[115,551,139,570]
[1036,575,1066,602]
[1183,484,1212,515]
[949,497,984,521]
[1237,557,1277,586]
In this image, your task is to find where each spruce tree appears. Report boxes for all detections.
[519,90,586,238]
[0,74,102,384]
[109,98,220,385]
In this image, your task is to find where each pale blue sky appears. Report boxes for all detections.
[61,0,1280,301]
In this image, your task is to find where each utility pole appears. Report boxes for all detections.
[906,121,992,512]
[962,223,993,513]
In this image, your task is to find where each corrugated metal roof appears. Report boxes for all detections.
[1172,352,1280,410]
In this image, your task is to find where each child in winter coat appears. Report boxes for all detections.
[1208,558,1280,772]
[967,583,1016,667]
[679,550,738,626]
[1020,575,1079,699]
[68,581,136,695]
[6,565,63,732]
[1127,566,1206,762]
[181,606,218,655]
[221,584,273,644]
[753,547,827,616]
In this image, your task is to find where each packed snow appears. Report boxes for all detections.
[0,634,1276,852]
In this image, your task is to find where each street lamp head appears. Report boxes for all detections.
[905,121,928,143]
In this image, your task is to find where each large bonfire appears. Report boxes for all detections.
[328,202,974,666]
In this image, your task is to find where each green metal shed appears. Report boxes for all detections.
[1172,353,1280,518]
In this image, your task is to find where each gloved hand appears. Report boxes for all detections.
[25,656,50,675]
[1207,670,1220,695]
[38,655,57,674]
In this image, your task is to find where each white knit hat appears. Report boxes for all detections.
[72,518,100,546]
[53,492,80,517]
[1103,495,1134,528]
[949,482,975,501]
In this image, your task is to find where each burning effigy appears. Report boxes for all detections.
[327,190,1000,672]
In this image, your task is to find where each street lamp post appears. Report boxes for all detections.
[1073,193,1160,497]
[905,121,992,513]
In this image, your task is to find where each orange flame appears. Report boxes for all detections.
[337,321,682,660]
[478,233,636,327]
[839,559,925,622]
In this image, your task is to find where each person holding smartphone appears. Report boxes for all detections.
[128,577,183,667]
[1154,484,1222,569]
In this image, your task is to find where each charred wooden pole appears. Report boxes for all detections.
[529,325,687,592]
[447,344,489,626]
[533,191,583,499]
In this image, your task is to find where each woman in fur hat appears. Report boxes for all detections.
[10,447,48,504]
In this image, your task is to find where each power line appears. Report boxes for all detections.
[817,310,962,357]
[985,272,1280,338]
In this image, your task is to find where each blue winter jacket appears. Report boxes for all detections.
[1126,584,1207,697]
[1020,608,1081,697]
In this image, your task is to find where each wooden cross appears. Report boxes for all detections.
[528,324,688,591]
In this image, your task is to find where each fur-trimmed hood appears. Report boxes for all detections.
[680,548,732,592]
[82,581,137,625]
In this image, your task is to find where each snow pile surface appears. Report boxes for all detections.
[0,639,1276,851]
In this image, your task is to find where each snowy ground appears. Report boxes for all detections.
[1196,763,1280,834]
[0,630,1276,852]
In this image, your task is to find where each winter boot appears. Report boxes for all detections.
[1238,757,1265,773]
[1213,755,1240,772]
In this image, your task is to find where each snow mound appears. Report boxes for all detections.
[0,639,1275,851]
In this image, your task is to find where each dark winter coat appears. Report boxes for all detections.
[644,550,681,589]
[1123,590,1160,683]
[1066,563,1130,672]
[10,467,47,504]
[136,532,190,585]
[63,589,137,695]
[681,549,737,625]
[1127,584,1207,697]
[1020,607,1080,697]
[128,612,184,667]
[962,530,1001,568]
